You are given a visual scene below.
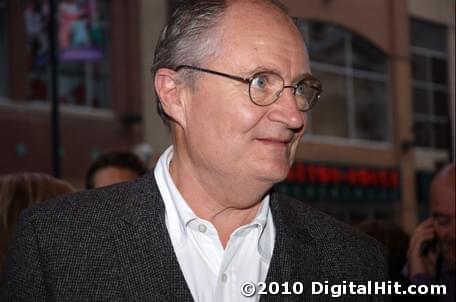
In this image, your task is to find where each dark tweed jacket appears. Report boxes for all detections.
[0,171,389,301]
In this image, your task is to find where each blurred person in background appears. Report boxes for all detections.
[0,172,75,272]
[405,163,455,302]
[85,151,148,189]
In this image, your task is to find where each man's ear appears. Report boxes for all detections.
[154,68,187,127]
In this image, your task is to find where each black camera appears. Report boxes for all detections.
[420,237,438,256]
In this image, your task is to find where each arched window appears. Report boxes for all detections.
[297,20,391,143]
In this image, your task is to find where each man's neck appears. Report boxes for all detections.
[169,151,269,248]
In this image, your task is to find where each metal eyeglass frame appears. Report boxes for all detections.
[175,65,322,112]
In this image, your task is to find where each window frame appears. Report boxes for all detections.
[410,18,450,150]
[298,20,392,145]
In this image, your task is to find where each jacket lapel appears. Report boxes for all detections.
[111,174,194,302]
[109,176,325,301]
[261,192,323,301]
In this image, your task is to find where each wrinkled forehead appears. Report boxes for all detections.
[431,179,455,216]
[216,1,309,71]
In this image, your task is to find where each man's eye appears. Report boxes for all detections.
[296,83,307,96]
[251,75,268,89]
[435,217,450,225]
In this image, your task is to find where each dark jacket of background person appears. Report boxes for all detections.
[0,172,75,272]
[356,220,415,302]
[0,172,388,301]
[356,220,410,282]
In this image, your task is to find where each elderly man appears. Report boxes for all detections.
[405,163,455,301]
[0,1,387,301]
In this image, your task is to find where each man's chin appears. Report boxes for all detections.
[257,166,290,185]
[251,156,292,185]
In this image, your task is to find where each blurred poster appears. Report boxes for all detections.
[58,0,103,61]
[24,0,103,65]
[24,0,50,69]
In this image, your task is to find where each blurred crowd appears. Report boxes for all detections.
[0,149,149,271]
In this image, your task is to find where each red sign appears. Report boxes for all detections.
[286,163,400,188]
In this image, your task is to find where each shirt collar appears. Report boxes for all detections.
[232,195,269,235]
[154,146,197,247]
[154,145,274,259]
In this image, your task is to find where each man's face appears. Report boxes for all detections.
[93,166,140,188]
[178,3,310,190]
[431,179,455,269]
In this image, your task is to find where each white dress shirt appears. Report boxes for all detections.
[154,146,275,302]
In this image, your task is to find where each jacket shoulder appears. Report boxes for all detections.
[276,194,383,248]
[273,193,388,280]
[22,171,160,229]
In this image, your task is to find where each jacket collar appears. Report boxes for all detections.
[261,191,322,301]
[111,172,319,301]
[111,171,194,302]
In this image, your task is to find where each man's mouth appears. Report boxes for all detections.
[257,137,293,145]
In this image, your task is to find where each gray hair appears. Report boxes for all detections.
[151,0,289,127]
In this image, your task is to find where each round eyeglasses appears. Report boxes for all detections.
[175,65,322,112]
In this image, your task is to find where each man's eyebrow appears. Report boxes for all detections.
[244,65,281,76]
[294,73,316,83]
[244,66,313,82]
[431,212,450,219]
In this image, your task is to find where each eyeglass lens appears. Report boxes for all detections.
[249,72,319,111]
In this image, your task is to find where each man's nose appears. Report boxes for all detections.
[269,87,305,130]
